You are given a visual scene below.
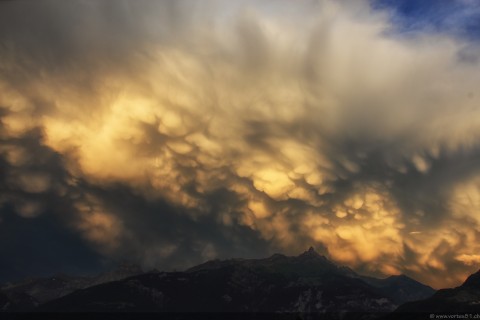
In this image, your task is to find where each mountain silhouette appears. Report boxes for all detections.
[394,269,480,315]
[35,248,434,315]
[0,262,143,311]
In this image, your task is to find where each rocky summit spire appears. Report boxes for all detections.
[299,246,321,258]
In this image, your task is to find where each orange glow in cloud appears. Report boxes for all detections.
[2,0,480,288]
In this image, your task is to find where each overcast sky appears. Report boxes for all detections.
[1,0,480,289]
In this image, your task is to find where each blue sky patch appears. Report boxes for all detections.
[372,0,480,40]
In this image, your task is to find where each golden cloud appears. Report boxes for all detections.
[1,0,480,288]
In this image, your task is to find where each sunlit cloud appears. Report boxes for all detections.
[1,0,480,288]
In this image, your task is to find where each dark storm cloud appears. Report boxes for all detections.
[0,206,104,285]
[0,110,104,283]
[0,118,68,218]
[0,107,272,281]
[1,0,480,288]
[77,182,273,269]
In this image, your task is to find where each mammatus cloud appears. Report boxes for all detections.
[1,0,480,288]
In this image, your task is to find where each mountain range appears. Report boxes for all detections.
[1,247,435,317]
[0,262,143,311]
[4,247,480,318]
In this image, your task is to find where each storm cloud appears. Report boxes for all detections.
[1,0,480,288]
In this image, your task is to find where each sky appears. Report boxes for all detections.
[1,0,480,289]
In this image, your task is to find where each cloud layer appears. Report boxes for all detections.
[1,0,480,288]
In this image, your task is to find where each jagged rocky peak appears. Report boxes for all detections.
[299,246,324,258]
[307,246,317,253]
